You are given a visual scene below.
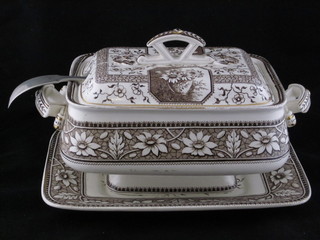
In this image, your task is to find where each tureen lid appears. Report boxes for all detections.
[78,29,274,108]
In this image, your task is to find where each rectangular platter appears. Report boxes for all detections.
[42,131,311,211]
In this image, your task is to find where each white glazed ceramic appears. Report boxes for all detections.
[10,29,311,202]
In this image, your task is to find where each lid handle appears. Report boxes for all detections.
[137,29,213,65]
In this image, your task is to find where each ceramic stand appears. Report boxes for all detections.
[41,131,311,211]
[106,174,237,192]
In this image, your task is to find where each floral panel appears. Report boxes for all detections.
[149,67,213,103]
[60,117,289,162]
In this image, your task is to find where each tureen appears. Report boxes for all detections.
[9,30,311,210]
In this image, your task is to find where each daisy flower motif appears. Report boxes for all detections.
[270,168,293,185]
[133,132,168,156]
[55,169,77,187]
[182,131,217,156]
[69,132,101,156]
[178,71,193,81]
[161,70,182,83]
[249,130,280,154]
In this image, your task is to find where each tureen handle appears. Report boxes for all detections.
[8,75,85,107]
[285,84,311,127]
[137,29,213,64]
[286,84,311,114]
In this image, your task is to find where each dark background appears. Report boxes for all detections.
[1,0,320,239]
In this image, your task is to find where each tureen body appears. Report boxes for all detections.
[10,29,311,191]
